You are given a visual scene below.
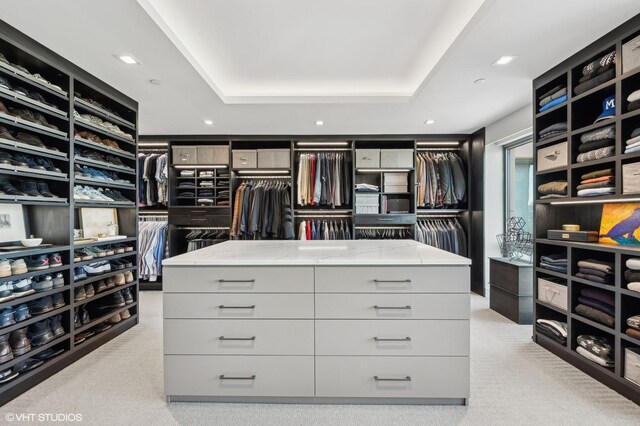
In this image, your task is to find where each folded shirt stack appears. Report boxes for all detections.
[199,181,214,187]
[625,127,640,154]
[624,257,640,294]
[535,319,567,345]
[576,124,615,164]
[576,168,615,197]
[538,181,567,200]
[538,85,567,113]
[575,287,615,328]
[178,182,196,189]
[576,334,614,368]
[538,122,567,142]
[355,183,379,192]
[628,89,640,113]
[540,253,567,273]
[177,191,195,198]
[198,190,214,197]
[627,315,640,340]
[576,259,614,284]
[574,51,616,96]
[180,170,195,177]
[199,171,214,178]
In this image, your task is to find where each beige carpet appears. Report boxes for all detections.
[1,292,639,425]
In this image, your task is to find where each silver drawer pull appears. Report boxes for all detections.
[190,218,207,221]
[219,305,256,309]
[373,279,411,283]
[373,305,411,310]
[219,375,256,380]
[219,336,256,341]
[374,376,411,382]
[218,279,256,283]
[363,157,373,160]
[373,337,411,342]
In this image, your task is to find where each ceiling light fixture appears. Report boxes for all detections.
[138,142,168,147]
[149,79,161,85]
[474,78,487,84]
[116,55,139,65]
[203,120,215,125]
[424,120,436,125]
[297,141,349,146]
[492,56,517,66]
[315,120,324,126]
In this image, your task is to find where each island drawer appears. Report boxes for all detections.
[164,266,314,293]
[315,320,469,356]
[315,266,469,293]
[164,319,314,355]
[165,355,314,397]
[164,294,314,319]
[315,294,469,319]
[315,356,469,398]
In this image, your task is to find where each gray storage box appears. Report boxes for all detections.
[380,149,413,168]
[623,34,640,74]
[537,141,568,172]
[537,278,568,311]
[355,149,380,168]
[197,146,229,165]
[623,162,640,194]
[172,146,198,165]
[258,149,290,169]
[355,194,379,206]
[232,150,258,169]
[624,347,640,386]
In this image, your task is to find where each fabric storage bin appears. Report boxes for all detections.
[355,149,380,168]
[386,198,410,213]
[355,194,379,206]
[384,185,408,193]
[232,150,258,169]
[623,162,640,194]
[380,149,413,168]
[623,34,640,74]
[172,146,198,165]
[258,149,290,169]
[384,172,408,184]
[537,142,568,172]
[624,348,640,386]
[537,278,568,311]
[197,146,229,165]
[355,206,379,214]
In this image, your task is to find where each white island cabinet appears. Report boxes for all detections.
[163,240,471,405]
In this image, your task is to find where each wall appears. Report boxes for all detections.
[483,104,533,293]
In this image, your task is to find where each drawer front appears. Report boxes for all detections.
[315,356,469,398]
[315,293,469,319]
[164,293,314,319]
[172,146,197,165]
[164,266,314,293]
[167,208,229,226]
[232,150,258,169]
[165,355,314,397]
[624,348,640,386]
[623,162,640,194]
[197,146,229,165]
[315,266,469,293]
[380,149,414,168]
[355,149,380,168]
[623,34,640,74]
[536,141,568,172]
[353,214,416,225]
[164,319,314,355]
[537,278,568,311]
[315,320,469,356]
[258,149,290,169]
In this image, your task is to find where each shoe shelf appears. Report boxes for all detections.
[0,196,69,207]
[74,156,135,175]
[73,281,137,306]
[0,112,67,140]
[73,237,136,248]
[0,86,68,120]
[74,119,134,146]
[0,333,71,373]
[0,245,70,260]
[74,98,135,131]
[0,264,70,285]
[72,314,136,353]
[0,163,68,181]
[73,302,137,335]
[0,137,68,161]
[73,136,135,160]
[73,251,137,268]
[74,266,137,287]
[73,199,136,208]
[0,303,69,336]
[0,61,68,100]
[74,177,135,191]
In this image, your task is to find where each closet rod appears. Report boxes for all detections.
[178,226,230,230]
[355,226,413,230]
[238,176,292,179]
[296,214,352,218]
[294,148,353,152]
[294,209,352,214]
[418,216,459,219]
[417,148,460,151]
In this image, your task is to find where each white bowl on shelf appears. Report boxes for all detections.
[21,238,43,247]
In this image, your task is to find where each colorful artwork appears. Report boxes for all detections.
[599,203,640,245]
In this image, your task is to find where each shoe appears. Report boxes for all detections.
[13,86,29,96]
[104,277,115,289]
[84,261,110,276]
[0,308,15,328]
[74,164,90,178]
[113,272,125,285]
[27,295,53,314]
[76,330,94,341]
[0,180,26,196]
[84,283,95,298]
[80,306,90,325]
[14,358,44,373]
[74,335,85,345]
[73,185,91,200]
[74,308,81,328]
[0,76,12,90]
[95,280,107,293]
[0,333,13,363]
[25,255,49,271]
[102,246,115,256]
[36,181,55,197]
[11,278,35,297]
[106,313,121,324]
[73,252,80,262]
[75,250,92,261]
[9,259,27,275]
[31,275,53,293]
[27,319,54,347]
[91,322,111,334]
[33,157,61,173]
[120,309,131,320]
[73,267,87,282]
[110,245,125,254]
[114,243,134,253]
[32,112,58,130]
[32,347,63,360]
[111,260,126,271]
[85,246,106,258]
[74,286,86,302]
[122,287,133,305]
[52,273,64,288]
[99,291,125,309]
[124,270,134,283]
[49,315,64,338]
[121,258,133,268]
[9,327,31,355]
[0,281,14,303]
[105,155,127,168]
[0,367,18,383]
[15,132,45,148]
[0,259,10,277]
[12,153,44,170]
[79,248,96,260]
[19,179,41,196]
[13,304,30,322]
[51,292,65,309]
[0,151,14,165]
[48,253,62,268]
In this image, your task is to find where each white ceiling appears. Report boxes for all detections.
[1,0,639,135]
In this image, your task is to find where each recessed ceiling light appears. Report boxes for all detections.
[203,120,215,125]
[492,56,517,66]
[315,120,324,126]
[424,120,436,125]
[474,78,487,84]
[149,79,161,85]
[116,55,139,65]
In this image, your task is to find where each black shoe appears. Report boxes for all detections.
[74,308,81,328]
[28,295,54,314]
[51,292,65,309]
[2,152,28,167]
[0,368,18,384]
[110,260,126,270]
[80,306,90,325]
[14,358,44,373]
[98,291,125,310]
[49,314,64,338]
[20,180,41,196]
[32,346,64,360]
[122,287,133,305]
[27,319,54,347]
[9,327,31,356]
[95,280,107,293]
[0,180,26,196]
[0,334,13,364]
[36,181,55,197]
[0,151,14,165]
[34,157,61,173]
[91,322,111,334]
[16,132,46,148]
[13,154,45,171]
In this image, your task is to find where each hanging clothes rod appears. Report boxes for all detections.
[294,148,353,152]
[417,216,460,219]
[294,209,352,214]
[178,226,230,230]
[296,214,352,218]
[237,176,292,179]
[355,226,413,230]
[417,147,460,151]
[139,210,168,214]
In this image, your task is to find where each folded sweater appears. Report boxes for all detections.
[628,282,640,292]
[576,267,611,278]
[539,122,567,138]
[627,315,640,330]
[576,272,612,284]
[576,181,615,191]
[577,346,614,367]
[574,68,616,96]
[625,270,640,282]
[539,88,568,107]
[630,100,640,112]
[626,134,640,146]
[580,125,615,143]
[582,51,616,76]
[536,324,567,345]
[582,168,614,180]
[580,287,615,306]
[578,63,614,83]
[577,187,615,197]
[626,258,640,270]
[627,327,640,340]
[576,146,615,163]
[578,138,615,153]
[539,95,567,113]
[580,175,614,184]
[538,181,567,195]
[577,259,614,273]
[577,334,614,359]
[537,319,568,337]
[575,303,615,327]
[628,89,640,103]
[540,253,567,264]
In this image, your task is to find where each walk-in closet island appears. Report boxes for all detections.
[162,239,470,405]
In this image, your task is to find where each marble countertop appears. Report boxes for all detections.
[163,240,471,266]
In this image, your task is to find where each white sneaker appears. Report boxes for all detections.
[9,259,27,275]
[0,281,14,302]
[11,278,35,297]
[0,259,10,277]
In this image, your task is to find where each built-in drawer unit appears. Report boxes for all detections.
[624,348,640,386]
[168,208,229,226]
[315,293,469,319]
[537,278,568,311]
[623,162,640,194]
[315,320,469,356]
[232,150,258,169]
[380,149,413,168]
[164,293,314,319]
[536,141,568,172]
[172,146,198,165]
[165,355,315,397]
[315,356,469,398]
[355,149,381,168]
[164,319,314,355]
[258,149,290,169]
[164,266,314,293]
[315,266,469,293]
[197,146,229,165]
